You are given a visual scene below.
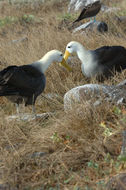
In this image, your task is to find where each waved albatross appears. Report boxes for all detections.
[0,50,71,115]
[63,41,126,80]
[73,0,101,23]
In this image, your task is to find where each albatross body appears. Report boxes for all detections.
[0,50,71,114]
[73,0,101,23]
[63,41,126,79]
[0,65,46,106]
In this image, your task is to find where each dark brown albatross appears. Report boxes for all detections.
[0,50,71,115]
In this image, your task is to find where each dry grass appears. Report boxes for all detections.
[0,0,126,189]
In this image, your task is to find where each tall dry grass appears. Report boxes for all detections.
[0,0,126,189]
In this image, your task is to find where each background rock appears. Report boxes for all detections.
[106,173,126,190]
[64,82,126,111]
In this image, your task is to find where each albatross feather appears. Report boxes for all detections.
[64,41,126,79]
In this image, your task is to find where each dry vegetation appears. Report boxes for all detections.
[0,0,126,189]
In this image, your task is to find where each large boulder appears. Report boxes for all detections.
[64,82,126,111]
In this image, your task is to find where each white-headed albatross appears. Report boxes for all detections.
[63,41,126,80]
[0,50,71,115]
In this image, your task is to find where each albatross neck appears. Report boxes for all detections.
[35,53,54,73]
[76,43,90,63]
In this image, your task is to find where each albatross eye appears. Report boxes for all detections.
[60,53,63,56]
[68,46,71,48]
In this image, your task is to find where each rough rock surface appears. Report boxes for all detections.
[6,112,52,121]
[68,0,120,13]
[7,0,45,4]
[68,0,100,12]
[64,81,126,111]
[106,173,126,190]
[73,20,108,33]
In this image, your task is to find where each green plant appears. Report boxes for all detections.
[21,14,35,23]
[0,16,18,27]
[57,12,77,21]
[50,132,62,143]
[99,122,113,136]
[113,106,121,115]
[87,161,99,170]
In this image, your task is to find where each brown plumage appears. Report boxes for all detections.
[73,1,101,23]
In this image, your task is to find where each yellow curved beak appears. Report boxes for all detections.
[64,50,71,60]
[60,58,72,72]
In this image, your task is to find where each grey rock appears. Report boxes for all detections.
[6,112,52,121]
[30,152,47,158]
[73,20,108,33]
[0,184,17,190]
[101,5,121,13]
[97,21,108,32]
[64,81,126,111]
[11,37,28,44]
[7,0,45,4]
[43,93,59,100]
[68,0,120,14]
[121,130,126,155]
[115,16,126,24]
[106,173,126,190]
[68,0,100,12]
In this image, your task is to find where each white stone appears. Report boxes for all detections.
[6,112,52,121]
[64,82,126,112]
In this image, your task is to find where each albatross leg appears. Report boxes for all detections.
[15,103,20,115]
[31,95,37,118]
[32,104,37,118]
[15,103,22,119]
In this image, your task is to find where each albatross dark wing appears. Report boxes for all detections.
[0,65,46,105]
[93,46,126,74]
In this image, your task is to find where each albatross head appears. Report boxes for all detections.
[39,50,72,72]
[64,41,83,60]
[50,50,72,71]
[49,50,63,62]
